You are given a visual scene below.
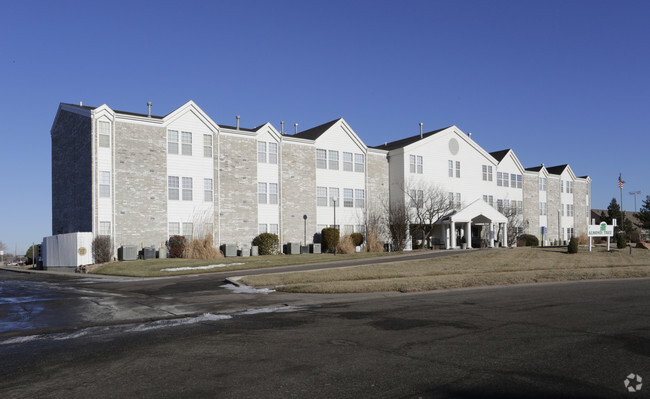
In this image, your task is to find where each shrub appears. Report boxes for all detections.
[577,233,589,245]
[185,234,223,259]
[567,236,578,254]
[168,235,187,258]
[365,231,384,253]
[92,236,113,264]
[517,234,539,247]
[253,233,280,255]
[337,235,356,254]
[321,228,340,253]
[350,233,364,247]
[616,232,627,249]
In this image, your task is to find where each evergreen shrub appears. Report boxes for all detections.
[517,234,539,247]
[252,233,280,255]
[321,228,340,252]
[169,235,187,258]
[567,236,578,254]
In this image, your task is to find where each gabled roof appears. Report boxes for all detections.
[217,123,260,133]
[489,149,510,162]
[61,103,165,119]
[370,127,450,151]
[292,119,341,140]
[525,165,545,172]
[545,164,569,175]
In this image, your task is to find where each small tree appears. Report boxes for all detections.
[350,233,364,247]
[616,232,627,249]
[567,236,578,254]
[168,235,187,258]
[321,227,340,253]
[387,200,410,251]
[252,233,280,255]
[92,236,113,263]
[405,181,454,249]
[634,195,650,231]
[25,244,40,265]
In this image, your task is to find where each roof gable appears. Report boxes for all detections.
[292,119,340,140]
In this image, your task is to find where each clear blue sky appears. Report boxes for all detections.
[1,0,649,255]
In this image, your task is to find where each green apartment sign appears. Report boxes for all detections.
[587,222,614,237]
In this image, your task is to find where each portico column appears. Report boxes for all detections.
[489,222,495,248]
[450,221,456,249]
[502,223,508,248]
[466,221,472,248]
[442,224,448,249]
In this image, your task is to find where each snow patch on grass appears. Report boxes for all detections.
[220,284,275,294]
[161,263,245,272]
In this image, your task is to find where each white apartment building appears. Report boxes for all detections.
[51,101,590,254]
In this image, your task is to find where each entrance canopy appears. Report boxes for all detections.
[438,199,508,248]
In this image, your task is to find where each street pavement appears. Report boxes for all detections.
[1,267,649,398]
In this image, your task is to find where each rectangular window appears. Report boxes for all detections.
[503,172,509,187]
[483,195,494,207]
[510,173,516,188]
[410,190,417,208]
[482,165,493,181]
[98,121,110,148]
[268,142,278,164]
[181,132,192,156]
[517,174,522,188]
[497,199,504,213]
[203,223,213,237]
[317,186,328,206]
[561,204,565,216]
[567,181,574,193]
[560,180,564,193]
[258,141,267,163]
[316,149,327,169]
[182,223,193,242]
[167,130,178,154]
[182,177,193,201]
[269,183,278,204]
[329,187,339,207]
[344,188,354,207]
[343,152,353,171]
[99,221,111,236]
[355,225,366,235]
[258,182,267,204]
[99,171,110,198]
[204,178,213,202]
[258,224,268,234]
[416,156,423,174]
[448,192,454,207]
[539,177,547,191]
[328,150,339,170]
[415,190,423,208]
[203,134,212,158]
[269,224,279,235]
[410,155,416,173]
[344,225,354,235]
[504,199,510,213]
[169,222,180,237]
[455,161,461,178]
[568,204,574,217]
[539,202,547,216]
[448,160,454,177]
[355,189,365,208]
[168,176,179,200]
[568,227,574,237]
[455,193,461,208]
[355,153,365,173]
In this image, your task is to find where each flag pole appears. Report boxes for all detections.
[619,173,624,235]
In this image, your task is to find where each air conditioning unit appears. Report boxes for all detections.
[143,247,156,260]
[285,242,300,255]
[310,243,321,254]
[221,244,237,257]
[118,245,138,261]
[238,247,250,257]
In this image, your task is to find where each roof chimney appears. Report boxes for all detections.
[419,123,423,138]
[468,132,472,138]
[280,121,284,134]
[236,115,240,130]
[79,101,83,107]
[147,102,152,117]
[294,123,298,134]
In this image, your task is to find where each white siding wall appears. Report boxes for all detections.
[96,115,113,234]
[257,129,280,233]
[166,112,215,239]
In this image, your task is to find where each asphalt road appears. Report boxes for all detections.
[1,271,649,398]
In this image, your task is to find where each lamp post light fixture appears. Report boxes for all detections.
[303,214,307,246]
[332,198,337,255]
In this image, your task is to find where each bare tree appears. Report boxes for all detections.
[387,199,410,251]
[404,181,455,248]
[496,202,523,246]
[363,204,389,252]
[0,240,6,253]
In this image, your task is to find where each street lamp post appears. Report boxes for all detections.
[303,215,307,246]
[332,198,337,255]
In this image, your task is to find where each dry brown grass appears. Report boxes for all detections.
[239,246,650,293]
[365,231,384,253]
[184,235,223,260]
[337,235,356,254]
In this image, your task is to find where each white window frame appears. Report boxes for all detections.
[269,224,279,235]
[448,160,454,177]
[355,189,365,208]
[167,130,179,154]
[269,183,278,204]
[204,178,213,202]
[317,186,328,206]
[168,176,179,200]
[455,161,461,178]
[99,221,111,236]
[539,177,547,191]
[316,149,327,169]
[268,142,278,164]
[258,141,267,163]
[344,188,354,207]
[328,150,339,170]
[182,177,193,201]
[203,134,212,158]
[181,131,192,156]
[258,224,268,234]
[355,153,365,173]
[343,152,353,171]
[258,182,267,204]
[410,155,416,173]
[329,187,339,207]
[169,222,180,237]
[182,222,193,242]
[99,171,110,198]
[98,121,110,148]
[416,155,423,174]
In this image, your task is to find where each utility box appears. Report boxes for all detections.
[42,232,94,267]
[310,243,321,254]
[143,247,156,260]
[221,244,237,257]
[238,247,250,257]
[251,246,259,256]
[300,245,310,254]
[118,245,138,261]
[158,247,167,259]
[284,242,300,255]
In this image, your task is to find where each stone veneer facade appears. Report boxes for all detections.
[523,172,540,238]
[366,151,390,214]
[281,141,317,243]
[51,109,92,235]
[113,121,167,247]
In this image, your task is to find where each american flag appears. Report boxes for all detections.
[618,174,626,189]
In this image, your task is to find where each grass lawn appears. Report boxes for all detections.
[91,251,396,277]
[239,246,650,293]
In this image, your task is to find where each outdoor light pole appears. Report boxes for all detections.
[332,198,337,255]
[303,214,307,246]
[630,191,641,212]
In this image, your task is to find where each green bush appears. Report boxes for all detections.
[567,236,578,254]
[350,233,364,247]
[168,235,187,258]
[616,232,627,249]
[321,228,340,252]
[252,233,280,255]
[517,234,539,247]
[92,236,113,263]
